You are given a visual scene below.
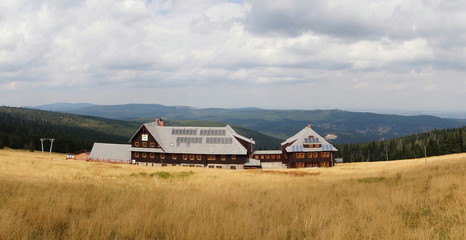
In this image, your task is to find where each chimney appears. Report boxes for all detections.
[307,124,312,128]
[155,118,165,126]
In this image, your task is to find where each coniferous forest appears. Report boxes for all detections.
[0,106,139,153]
[336,127,465,162]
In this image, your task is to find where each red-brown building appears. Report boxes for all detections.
[129,120,255,170]
[253,125,338,168]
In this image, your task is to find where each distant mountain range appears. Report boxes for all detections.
[34,103,466,144]
[31,103,96,112]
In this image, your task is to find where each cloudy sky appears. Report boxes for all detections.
[1,0,466,113]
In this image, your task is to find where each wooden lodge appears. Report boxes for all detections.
[252,124,338,168]
[89,120,337,169]
[129,119,255,170]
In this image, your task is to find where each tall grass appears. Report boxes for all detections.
[0,149,465,239]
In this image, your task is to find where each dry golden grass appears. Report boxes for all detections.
[0,148,465,239]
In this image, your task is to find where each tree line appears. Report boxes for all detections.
[335,127,465,162]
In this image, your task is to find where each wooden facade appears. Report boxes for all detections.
[129,121,254,169]
[252,151,334,168]
[253,125,337,168]
[286,151,335,168]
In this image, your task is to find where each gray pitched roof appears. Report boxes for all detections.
[140,123,252,155]
[225,125,255,144]
[281,126,338,152]
[89,143,131,161]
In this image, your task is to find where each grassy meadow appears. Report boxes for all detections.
[0,149,465,239]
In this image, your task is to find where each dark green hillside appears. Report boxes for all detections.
[0,107,140,153]
[62,104,466,144]
[337,127,466,162]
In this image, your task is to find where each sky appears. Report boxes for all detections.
[1,0,466,113]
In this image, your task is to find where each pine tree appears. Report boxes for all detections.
[458,128,464,153]
[28,139,35,152]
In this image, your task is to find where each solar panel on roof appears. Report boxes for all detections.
[176,137,202,144]
[291,145,304,152]
[322,144,334,151]
[205,137,233,144]
[304,138,320,143]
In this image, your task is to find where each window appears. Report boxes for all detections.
[231,155,236,160]
[150,153,155,158]
[142,142,147,147]
[321,152,330,158]
[207,155,216,161]
[276,155,281,159]
[266,155,270,159]
[134,152,139,157]
[134,142,140,147]
[172,154,177,160]
[197,155,202,161]
[221,155,226,161]
[150,142,155,147]
[182,154,187,160]
[142,153,147,158]
[160,154,165,159]
[142,134,148,141]
[271,154,275,159]
[190,155,195,160]
[296,153,305,158]
[260,155,264,159]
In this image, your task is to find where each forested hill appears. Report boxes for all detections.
[0,106,140,153]
[336,127,465,162]
[0,107,282,153]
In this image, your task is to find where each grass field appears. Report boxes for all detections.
[0,148,465,239]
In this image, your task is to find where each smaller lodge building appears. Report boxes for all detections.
[252,125,338,168]
[89,119,338,169]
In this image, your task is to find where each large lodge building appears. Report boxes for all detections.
[89,119,338,169]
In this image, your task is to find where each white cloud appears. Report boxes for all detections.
[0,0,465,112]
